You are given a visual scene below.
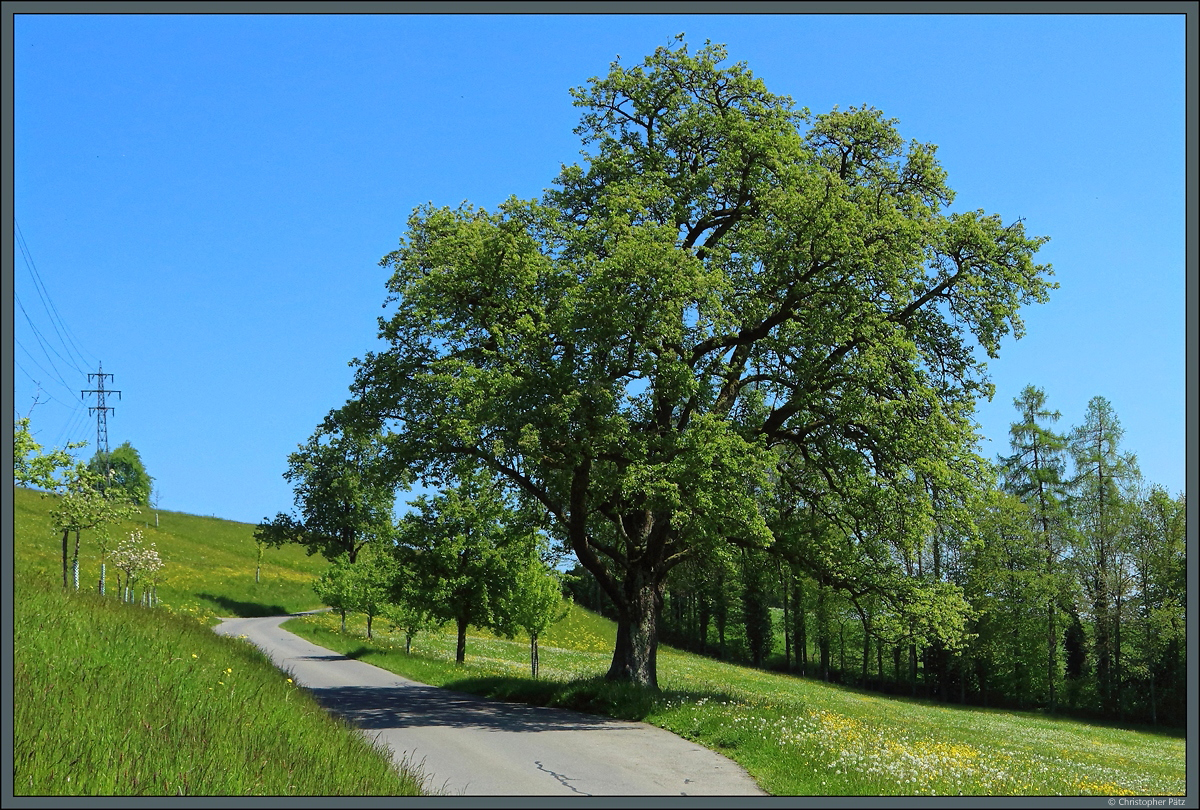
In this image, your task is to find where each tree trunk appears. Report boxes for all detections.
[861,613,870,686]
[817,583,830,682]
[909,642,918,697]
[61,529,70,588]
[1115,588,1124,720]
[1048,601,1057,713]
[99,561,106,596]
[1149,670,1157,725]
[531,633,539,679]
[713,563,728,659]
[716,586,728,660]
[877,641,883,689]
[839,622,846,680]
[777,559,792,672]
[794,573,807,676]
[960,650,967,704]
[72,531,81,590]
[456,616,469,664]
[366,612,373,640]
[606,570,661,688]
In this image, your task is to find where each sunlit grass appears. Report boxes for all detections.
[285,606,1187,797]
[12,569,424,796]
[14,485,1185,797]
[12,486,424,796]
[13,485,328,622]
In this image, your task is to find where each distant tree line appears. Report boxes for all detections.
[567,388,1186,727]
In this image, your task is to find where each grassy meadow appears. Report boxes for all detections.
[285,608,1187,797]
[12,485,1188,797]
[12,485,329,621]
[11,486,423,796]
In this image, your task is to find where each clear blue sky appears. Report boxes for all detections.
[9,11,1190,525]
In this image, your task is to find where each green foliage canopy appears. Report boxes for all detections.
[89,441,154,506]
[338,39,1055,687]
[14,416,84,491]
[257,421,397,564]
[393,466,539,665]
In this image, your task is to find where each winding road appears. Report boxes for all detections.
[213,614,766,796]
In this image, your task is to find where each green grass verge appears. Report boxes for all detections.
[12,485,425,796]
[285,608,1187,797]
[12,569,424,796]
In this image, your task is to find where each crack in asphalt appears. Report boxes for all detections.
[533,760,591,796]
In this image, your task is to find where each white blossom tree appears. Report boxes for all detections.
[110,529,164,605]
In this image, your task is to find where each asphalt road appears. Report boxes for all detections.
[213,614,766,797]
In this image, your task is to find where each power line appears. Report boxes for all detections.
[14,297,85,396]
[14,363,91,456]
[54,406,94,455]
[15,334,81,403]
[14,217,96,373]
[14,359,85,413]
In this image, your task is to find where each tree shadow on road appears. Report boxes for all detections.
[439,674,742,723]
[198,592,289,617]
[307,682,637,733]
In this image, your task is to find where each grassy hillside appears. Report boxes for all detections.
[13,485,327,620]
[12,485,1187,796]
[11,486,423,796]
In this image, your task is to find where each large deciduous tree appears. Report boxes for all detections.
[339,39,1054,687]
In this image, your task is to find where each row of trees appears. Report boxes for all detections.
[978,389,1184,725]
[256,426,567,677]
[568,390,1185,726]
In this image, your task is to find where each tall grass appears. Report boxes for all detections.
[284,607,1188,797]
[11,486,424,796]
[12,570,424,796]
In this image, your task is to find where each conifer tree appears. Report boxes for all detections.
[1068,396,1138,716]
[1000,385,1070,711]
